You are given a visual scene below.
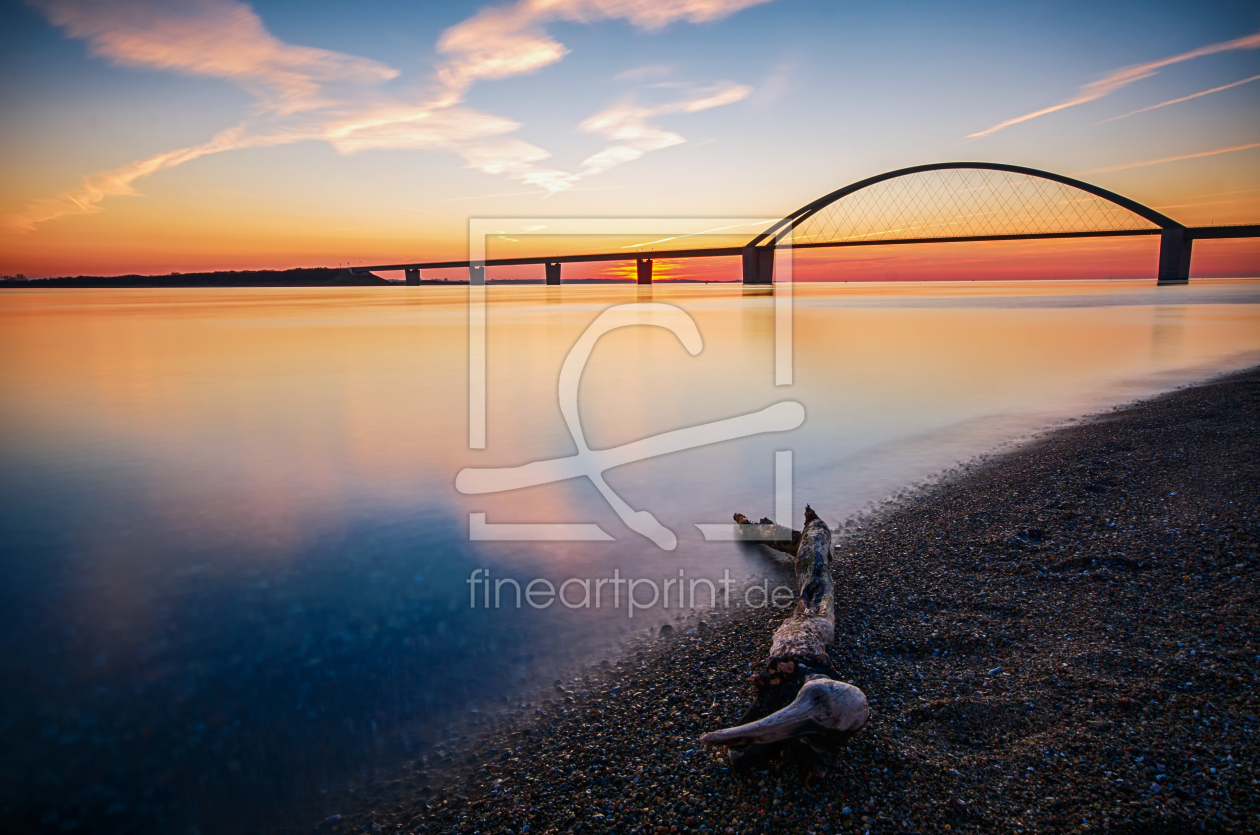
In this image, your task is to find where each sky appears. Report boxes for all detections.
[1,0,1258,279]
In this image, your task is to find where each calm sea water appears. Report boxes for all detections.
[1,280,1258,832]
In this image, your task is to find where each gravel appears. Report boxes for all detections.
[310,368,1259,835]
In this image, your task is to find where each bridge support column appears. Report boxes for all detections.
[545,262,561,285]
[637,258,653,284]
[742,245,774,285]
[469,265,485,285]
[1157,227,1192,284]
[405,268,420,285]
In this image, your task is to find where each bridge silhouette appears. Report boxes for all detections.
[358,162,1259,286]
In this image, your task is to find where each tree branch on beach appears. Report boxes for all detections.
[699,506,870,769]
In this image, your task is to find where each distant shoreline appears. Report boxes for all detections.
[0,268,388,288]
[0,269,741,288]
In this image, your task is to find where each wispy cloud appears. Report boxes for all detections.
[749,58,795,106]
[8,122,292,231]
[615,64,674,82]
[577,82,752,176]
[1097,74,1260,123]
[1074,142,1260,175]
[342,0,772,188]
[1150,199,1251,210]
[9,0,774,231]
[968,30,1260,139]
[36,0,398,114]
[1188,187,1260,198]
[429,0,771,103]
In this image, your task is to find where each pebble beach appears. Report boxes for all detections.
[311,367,1259,835]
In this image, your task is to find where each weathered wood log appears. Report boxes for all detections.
[699,505,869,761]
[730,512,800,558]
[700,677,869,747]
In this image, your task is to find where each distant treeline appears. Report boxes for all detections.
[0,269,736,288]
[0,268,399,288]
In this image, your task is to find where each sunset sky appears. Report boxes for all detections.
[1,0,1258,279]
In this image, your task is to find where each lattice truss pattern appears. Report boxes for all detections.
[788,168,1159,245]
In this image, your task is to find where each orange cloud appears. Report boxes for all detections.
[6,123,278,231]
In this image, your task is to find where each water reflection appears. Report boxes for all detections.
[0,281,1257,832]
[1150,305,1187,365]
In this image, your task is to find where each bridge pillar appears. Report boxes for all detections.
[405,268,420,285]
[1157,228,1192,284]
[545,262,561,285]
[742,245,774,284]
[469,265,485,285]
[637,258,653,284]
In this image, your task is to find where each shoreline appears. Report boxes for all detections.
[299,368,1258,835]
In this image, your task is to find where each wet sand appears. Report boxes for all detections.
[309,367,1259,835]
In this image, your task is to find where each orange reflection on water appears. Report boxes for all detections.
[2,280,1259,587]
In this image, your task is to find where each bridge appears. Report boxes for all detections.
[357,162,1259,286]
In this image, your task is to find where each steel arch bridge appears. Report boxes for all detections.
[741,162,1200,284]
[360,161,1259,285]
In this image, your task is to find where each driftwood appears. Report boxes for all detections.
[699,505,869,769]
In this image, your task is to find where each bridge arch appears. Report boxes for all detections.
[742,162,1191,284]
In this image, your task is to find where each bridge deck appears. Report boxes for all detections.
[358,225,1259,273]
